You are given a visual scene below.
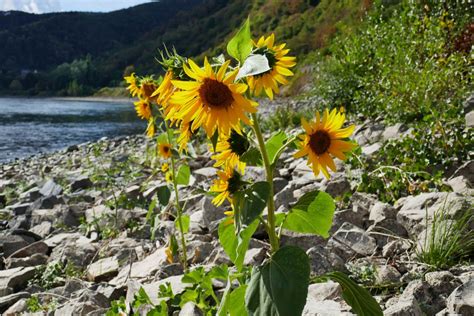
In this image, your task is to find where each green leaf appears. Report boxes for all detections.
[156,132,168,144]
[236,54,270,80]
[245,246,310,316]
[210,130,219,153]
[240,147,262,166]
[283,190,335,238]
[227,18,252,63]
[323,272,383,316]
[175,214,190,234]
[237,182,270,227]
[218,219,259,271]
[265,131,287,165]
[219,285,249,316]
[156,185,171,206]
[146,198,158,223]
[176,165,191,185]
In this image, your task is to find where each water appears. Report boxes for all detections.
[0,97,145,163]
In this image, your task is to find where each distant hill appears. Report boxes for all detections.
[0,0,370,96]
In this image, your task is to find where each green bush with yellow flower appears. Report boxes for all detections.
[116,18,382,316]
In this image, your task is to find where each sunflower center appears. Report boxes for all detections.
[229,130,250,156]
[227,171,243,194]
[309,130,331,155]
[199,78,234,109]
[142,83,157,99]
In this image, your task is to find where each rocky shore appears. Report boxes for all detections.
[0,100,473,315]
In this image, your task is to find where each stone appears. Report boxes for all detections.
[242,166,266,182]
[383,296,423,316]
[5,253,48,269]
[193,167,217,183]
[323,177,351,197]
[307,245,346,276]
[1,235,30,258]
[351,192,377,219]
[179,302,203,316]
[200,197,226,228]
[5,203,30,216]
[19,187,41,202]
[29,221,53,238]
[447,176,472,195]
[0,292,30,312]
[303,300,351,316]
[3,298,28,315]
[280,230,325,252]
[39,179,63,197]
[306,281,342,301]
[126,275,186,306]
[466,110,474,127]
[450,160,474,183]
[362,142,382,157]
[49,237,97,268]
[274,184,296,209]
[369,202,397,223]
[382,240,411,258]
[376,265,401,284]
[8,241,48,259]
[273,177,289,193]
[70,176,93,191]
[186,240,214,264]
[86,257,119,282]
[0,267,36,296]
[330,222,377,258]
[189,210,206,234]
[425,271,460,296]
[243,247,267,266]
[446,279,474,315]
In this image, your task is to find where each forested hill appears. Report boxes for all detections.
[0,0,369,96]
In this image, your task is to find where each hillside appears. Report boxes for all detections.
[0,0,370,96]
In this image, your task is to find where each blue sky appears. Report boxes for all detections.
[0,0,152,13]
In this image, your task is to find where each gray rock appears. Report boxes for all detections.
[243,247,267,266]
[200,197,226,228]
[330,222,377,258]
[19,187,41,202]
[29,221,53,238]
[5,203,31,216]
[86,257,119,282]
[382,240,411,258]
[447,176,472,195]
[446,279,474,315]
[382,123,407,141]
[179,302,203,316]
[1,235,30,258]
[280,230,325,252]
[2,298,28,315]
[303,300,351,316]
[376,265,402,284]
[450,160,474,184]
[273,177,289,193]
[425,271,460,296]
[39,179,63,197]
[307,245,346,276]
[274,183,296,209]
[362,142,382,157]
[351,192,377,219]
[70,176,93,192]
[383,296,423,316]
[186,240,214,264]
[49,237,97,268]
[8,241,48,259]
[0,292,30,312]
[369,202,397,223]
[193,167,217,183]
[0,267,36,296]
[323,177,351,197]
[466,110,474,127]
[5,253,48,269]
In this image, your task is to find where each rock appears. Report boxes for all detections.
[189,210,206,234]
[447,176,472,195]
[466,110,474,127]
[274,183,296,209]
[307,245,346,276]
[5,203,30,216]
[1,235,30,258]
[0,292,30,312]
[382,123,407,141]
[351,192,377,219]
[425,271,460,296]
[280,230,325,252]
[362,142,382,157]
[383,296,423,316]
[70,176,93,191]
[376,265,401,284]
[303,299,352,316]
[242,166,266,182]
[0,267,36,296]
[186,240,214,264]
[3,298,28,315]
[179,302,203,316]
[369,202,397,223]
[382,240,411,258]
[19,187,41,203]
[200,197,226,228]
[8,241,48,259]
[53,289,109,315]
[450,160,474,183]
[396,192,470,237]
[273,177,289,193]
[5,253,48,269]
[306,282,342,301]
[39,179,63,197]
[330,222,377,258]
[446,279,474,315]
[29,221,53,238]
[86,257,119,282]
[323,176,351,197]
[193,167,217,184]
[243,247,267,266]
[126,275,186,306]
[49,236,97,268]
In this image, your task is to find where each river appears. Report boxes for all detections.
[0,97,144,163]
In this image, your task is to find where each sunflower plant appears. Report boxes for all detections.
[121,19,382,316]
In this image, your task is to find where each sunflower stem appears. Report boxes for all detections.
[164,119,188,272]
[251,113,279,252]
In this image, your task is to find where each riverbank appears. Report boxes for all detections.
[0,105,472,314]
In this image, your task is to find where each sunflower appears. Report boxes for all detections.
[158,142,172,159]
[165,171,173,183]
[146,118,156,137]
[161,163,169,173]
[247,34,296,100]
[211,130,249,173]
[140,78,158,101]
[210,168,244,206]
[152,71,175,109]
[177,122,193,153]
[170,58,257,137]
[294,108,356,179]
[134,100,152,120]
[124,73,140,97]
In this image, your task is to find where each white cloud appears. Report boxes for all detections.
[0,0,61,13]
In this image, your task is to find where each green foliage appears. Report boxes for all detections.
[320,272,383,316]
[416,202,474,270]
[265,131,288,166]
[29,261,81,290]
[245,246,310,316]
[279,190,335,238]
[156,185,171,206]
[260,107,311,132]
[227,18,253,64]
[176,165,191,185]
[235,182,270,228]
[219,219,260,271]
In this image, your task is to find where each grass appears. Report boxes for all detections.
[416,201,474,270]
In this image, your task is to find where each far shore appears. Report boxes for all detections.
[0,95,132,103]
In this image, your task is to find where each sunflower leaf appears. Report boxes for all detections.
[321,272,383,316]
[283,190,335,238]
[265,131,287,165]
[176,165,191,185]
[240,147,262,166]
[156,185,171,206]
[238,181,270,227]
[210,130,219,152]
[236,54,270,81]
[175,214,190,234]
[227,17,252,64]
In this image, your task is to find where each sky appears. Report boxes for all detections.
[0,0,152,13]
